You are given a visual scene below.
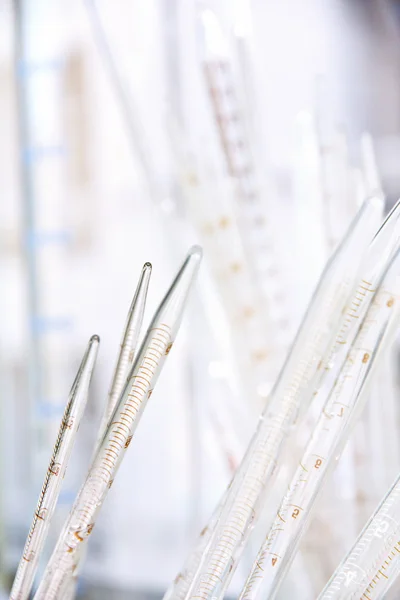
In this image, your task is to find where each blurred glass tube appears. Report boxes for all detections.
[200,7,285,361]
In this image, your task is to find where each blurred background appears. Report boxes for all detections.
[2,0,400,597]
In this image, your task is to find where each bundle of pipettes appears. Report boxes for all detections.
[82,0,390,494]
[9,4,400,599]
[8,176,400,600]
[9,246,202,600]
[161,195,400,600]
[166,16,400,596]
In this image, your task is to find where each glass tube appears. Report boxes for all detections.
[10,335,99,600]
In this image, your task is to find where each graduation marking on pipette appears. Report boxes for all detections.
[361,541,400,600]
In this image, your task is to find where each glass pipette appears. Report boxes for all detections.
[239,240,400,600]
[319,471,400,600]
[168,116,276,406]
[168,197,381,600]
[352,345,400,537]
[9,335,100,600]
[59,263,152,600]
[200,8,284,337]
[164,490,227,600]
[34,246,202,599]
[96,262,152,443]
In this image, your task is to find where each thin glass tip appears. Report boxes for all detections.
[127,261,152,317]
[101,260,152,428]
[188,244,203,261]
[372,197,400,241]
[150,245,202,334]
[368,195,385,210]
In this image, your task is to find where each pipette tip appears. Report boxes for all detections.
[371,196,400,242]
[90,334,100,343]
[178,245,203,283]
[368,195,384,210]
[188,244,203,261]
[150,246,202,333]
[127,261,152,318]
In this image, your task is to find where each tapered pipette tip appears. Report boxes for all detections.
[381,196,400,221]
[368,195,384,210]
[199,6,228,59]
[349,193,384,234]
[188,244,203,261]
[358,193,383,211]
[101,261,152,428]
[137,262,152,289]
[179,245,203,283]
[69,335,100,397]
[172,245,202,290]
[150,246,202,334]
[73,335,100,396]
[357,194,384,218]
[125,262,152,322]
[371,197,400,242]
[131,261,152,312]
[86,335,100,368]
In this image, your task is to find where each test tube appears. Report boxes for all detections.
[34,247,202,599]
[168,198,381,600]
[10,335,99,600]
[239,243,400,600]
